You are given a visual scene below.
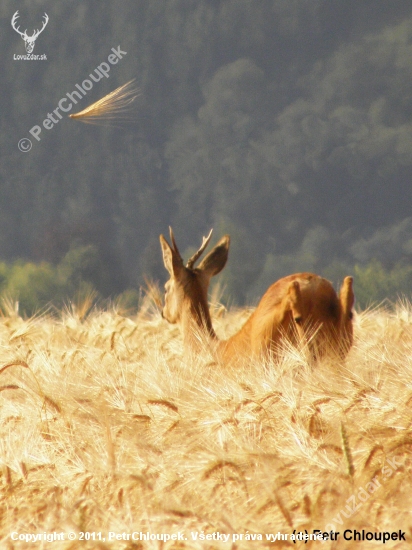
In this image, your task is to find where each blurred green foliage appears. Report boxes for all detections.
[353,260,412,309]
[0,245,140,316]
[0,261,61,314]
[0,249,410,315]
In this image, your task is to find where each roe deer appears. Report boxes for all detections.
[160,228,354,364]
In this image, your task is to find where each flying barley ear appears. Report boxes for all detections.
[69,79,140,126]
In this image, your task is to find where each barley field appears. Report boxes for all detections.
[0,289,411,549]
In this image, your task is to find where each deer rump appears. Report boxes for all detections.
[160,228,354,365]
[223,273,353,362]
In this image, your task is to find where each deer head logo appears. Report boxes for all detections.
[11,11,49,54]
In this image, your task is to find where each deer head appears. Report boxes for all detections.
[160,228,229,335]
[11,11,49,54]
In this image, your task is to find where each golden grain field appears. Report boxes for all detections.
[0,290,411,549]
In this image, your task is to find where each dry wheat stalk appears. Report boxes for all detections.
[0,294,411,543]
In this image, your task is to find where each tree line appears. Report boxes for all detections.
[2,1,412,312]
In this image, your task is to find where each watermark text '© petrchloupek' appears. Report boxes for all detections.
[27,46,127,145]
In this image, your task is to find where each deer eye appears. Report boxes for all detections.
[294,316,302,325]
[348,311,353,320]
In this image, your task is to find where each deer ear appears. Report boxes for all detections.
[160,234,184,277]
[197,235,230,277]
[340,276,354,318]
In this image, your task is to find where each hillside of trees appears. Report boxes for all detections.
[2,1,412,312]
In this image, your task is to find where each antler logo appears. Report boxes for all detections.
[11,11,49,54]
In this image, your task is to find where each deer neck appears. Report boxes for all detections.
[180,295,217,353]
[180,297,255,364]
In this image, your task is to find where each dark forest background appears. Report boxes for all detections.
[2,0,412,313]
